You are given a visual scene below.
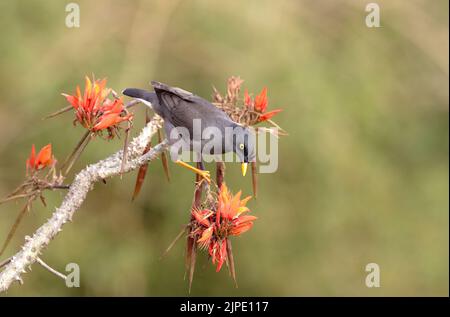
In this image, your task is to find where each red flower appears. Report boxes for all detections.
[244,87,282,122]
[190,183,256,272]
[26,144,55,173]
[62,76,132,134]
[92,99,132,131]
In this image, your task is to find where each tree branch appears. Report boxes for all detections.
[0,115,168,292]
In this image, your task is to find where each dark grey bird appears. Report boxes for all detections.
[122,81,256,182]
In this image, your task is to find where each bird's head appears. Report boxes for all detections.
[233,126,256,176]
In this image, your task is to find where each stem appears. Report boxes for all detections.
[63,131,93,176]
[60,130,91,174]
[0,199,32,257]
[161,226,188,259]
[0,194,30,205]
[120,121,132,176]
[46,184,71,190]
[42,105,73,120]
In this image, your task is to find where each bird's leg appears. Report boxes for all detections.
[175,160,211,183]
[197,161,209,189]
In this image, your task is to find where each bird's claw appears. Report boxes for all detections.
[198,170,211,184]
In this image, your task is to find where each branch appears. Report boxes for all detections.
[0,115,168,292]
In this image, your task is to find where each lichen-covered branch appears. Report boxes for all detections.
[0,116,168,292]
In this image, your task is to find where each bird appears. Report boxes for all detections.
[122,81,256,183]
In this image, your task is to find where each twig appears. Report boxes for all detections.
[42,105,73,120]
[160,226,188,260]
[63,131,93,176]
[120,120,132,176]
[0,257,11,269]
[0,194,30,205]
[36,257,67,281]
[44,184,71,190]
[0,116,166,292]
[0,199,32,257]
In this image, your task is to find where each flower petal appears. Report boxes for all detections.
[62,93,78,109]
[254,87,268,112]
[197,227,213,249]
[244,89,252,108]
[192,208,211,227]
[258,109,282,122]
[230,222,254,236]
[234,215,257,225]
[26,144,36,171]
[35,144,53,169]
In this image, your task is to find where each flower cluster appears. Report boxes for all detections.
[190,183,256,272]
[63,76,133,138]
[212,76,283,127]
[0,143,61,257]
[2,75,135,259]
[244,87,282,122]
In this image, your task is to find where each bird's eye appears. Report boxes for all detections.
[239,143,245,150]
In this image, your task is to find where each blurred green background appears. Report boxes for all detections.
[0,0,448,296]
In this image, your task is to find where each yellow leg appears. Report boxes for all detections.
[175,160,211,183]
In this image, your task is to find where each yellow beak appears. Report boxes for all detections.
[241,163,248,176]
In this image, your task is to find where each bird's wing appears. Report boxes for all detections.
[151,81,196,102]
[151,81,235,133]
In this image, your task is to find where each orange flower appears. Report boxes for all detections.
[26,144,55,173]
[230,215,257,236]
[216,184,252,224]
[197,226,213,250]
[245,87,282,122]
[192,208,212,227]
[62,76,132,135]
[191,183,256,272]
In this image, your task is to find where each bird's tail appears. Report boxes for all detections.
[122,88,158,108]
[122,88,162,116]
